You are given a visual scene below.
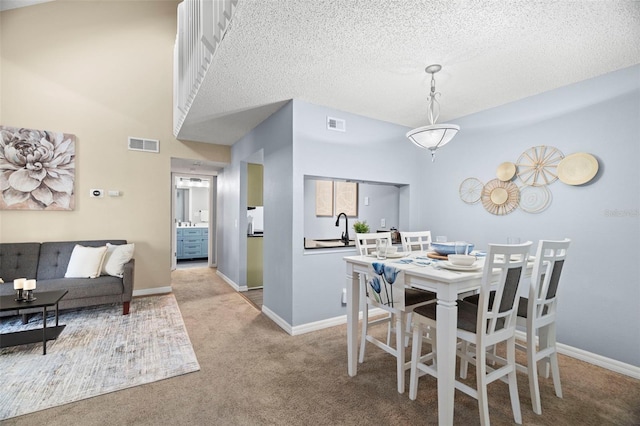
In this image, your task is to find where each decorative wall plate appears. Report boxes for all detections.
[557,152,599,185]
[516,145,564,187]
[519,185,552,213]
[481,179,520,215]
[459,178,483,204]
[496,162,516,181]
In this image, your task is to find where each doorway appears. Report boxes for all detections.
[170,157,222,271]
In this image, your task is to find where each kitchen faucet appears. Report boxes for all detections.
[335,212,349,245]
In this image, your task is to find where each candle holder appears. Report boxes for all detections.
[15,288,25,301]
[24,290,36,302]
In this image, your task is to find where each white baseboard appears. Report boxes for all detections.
[132,286,172,297]
[215,270,247,292]
[262,305,293,334]
[556,341,640,379]
[512,329,639,379]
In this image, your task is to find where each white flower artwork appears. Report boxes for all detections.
[0,125,76,211]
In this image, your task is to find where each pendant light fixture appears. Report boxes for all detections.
[406,64,459,162]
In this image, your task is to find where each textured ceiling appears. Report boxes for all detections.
[4,2,640,146]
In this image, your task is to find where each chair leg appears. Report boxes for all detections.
[507,336,523,424]
[459,341,469,379]
[396,313,405,394]
[527,326,542,415]
[358,276,369,364]
[475,345,490,426]
[547,323,563,398]
[538,325,551,378]
[359,301,368,364]
[405,312,412,347]
[387,313,394,346]
[409,321,424,400]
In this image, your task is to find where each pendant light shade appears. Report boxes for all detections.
[406,64,459,162]
[406,123,459,151]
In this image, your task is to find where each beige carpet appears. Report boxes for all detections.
[0,294,199,421]
[3,267,639,425]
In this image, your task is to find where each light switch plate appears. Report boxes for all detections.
[381,218,386,227]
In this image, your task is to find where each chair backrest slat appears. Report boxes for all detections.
[529,239,571,321]
[355,232,392,256]
[479,242,532,337]
[400,231,432,252]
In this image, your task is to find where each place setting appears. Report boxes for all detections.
[426,240,483,272]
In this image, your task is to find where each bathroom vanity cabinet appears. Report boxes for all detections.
[177,227,208,259]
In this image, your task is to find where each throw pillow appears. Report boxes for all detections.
[101,243,135,277]
[65,245,108,278]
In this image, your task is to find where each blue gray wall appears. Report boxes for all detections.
[217,102,294,323]
[218,65,639,367]
[422,64,639,366]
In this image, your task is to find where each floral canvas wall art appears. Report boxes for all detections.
[0,125,76,210]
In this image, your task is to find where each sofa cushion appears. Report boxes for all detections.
[0,243,41,282]
[102,243,135,278]
[37,240,127,280]
[65,245,108,278]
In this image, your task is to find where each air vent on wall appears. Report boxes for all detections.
[128,137,159,153]
[327,116,346,132]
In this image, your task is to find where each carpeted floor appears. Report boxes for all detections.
[2,267,639,425]
[0,294,199,421]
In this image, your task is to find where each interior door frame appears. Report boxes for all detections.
[170,172,216,270]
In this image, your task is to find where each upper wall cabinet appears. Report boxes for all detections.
[248,163,264,207]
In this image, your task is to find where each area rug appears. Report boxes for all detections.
[0,294,200,421]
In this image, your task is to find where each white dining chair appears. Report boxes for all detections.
[400,231,432,252]
[398,230,436,343]
[355,232,394,350]
[515,238,571,415]
[355,232,391,257]
[409,242,532,425]
[362,261,435,393]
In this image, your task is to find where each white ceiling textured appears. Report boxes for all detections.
[178,0,640,145]
[0,0,54,12]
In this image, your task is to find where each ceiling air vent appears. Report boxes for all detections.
[327,116,346,132]
[128,137,159,153]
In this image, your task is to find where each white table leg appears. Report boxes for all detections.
[436,296,458,426]
[346,265,360,377]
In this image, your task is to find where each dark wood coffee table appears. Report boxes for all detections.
[0,289,68,355]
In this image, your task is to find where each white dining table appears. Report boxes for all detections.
[343,252,531,426]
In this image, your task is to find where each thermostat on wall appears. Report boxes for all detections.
[90,189,104,198]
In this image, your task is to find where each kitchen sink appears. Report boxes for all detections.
[304,238,356,249]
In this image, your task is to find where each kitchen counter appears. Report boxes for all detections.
[304,238,356,249]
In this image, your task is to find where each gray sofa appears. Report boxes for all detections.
[0,240,134,317]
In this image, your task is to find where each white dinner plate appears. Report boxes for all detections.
[440,261,483,272]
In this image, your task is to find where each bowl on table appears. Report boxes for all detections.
[448,254,476,266]
[431,242,475,256]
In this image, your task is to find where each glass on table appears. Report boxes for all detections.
[454,241,470,255]
[376,239,388,260]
